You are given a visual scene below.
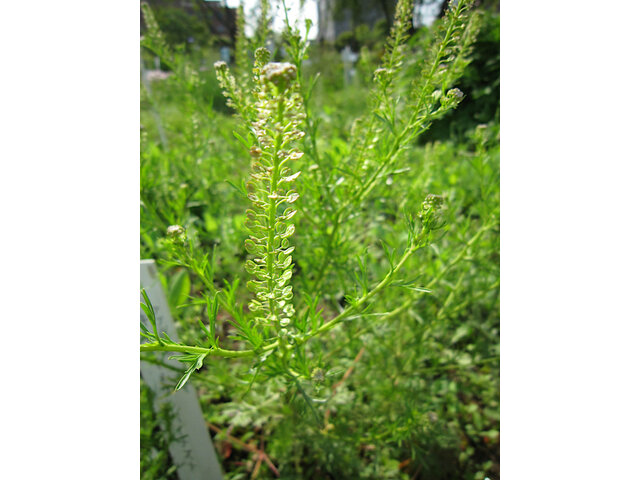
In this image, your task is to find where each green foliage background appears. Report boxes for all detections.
[141,1,499,478]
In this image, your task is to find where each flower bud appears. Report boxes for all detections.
[261,62,297,90]
[166,225,186,243]
[419,194,446,235]
[166,225,185,237]
[213,60,228,73]
[373,67,390,83]
[423,194,444,210]
[441,88,464,110]
[254,47,271,68]
[447,88,464,100]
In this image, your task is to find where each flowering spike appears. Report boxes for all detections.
[244,62,305,333]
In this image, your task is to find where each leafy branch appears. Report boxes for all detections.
[140,0,482,393]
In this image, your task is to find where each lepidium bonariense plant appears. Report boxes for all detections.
[141,0,477,392]
[296,0,480,298]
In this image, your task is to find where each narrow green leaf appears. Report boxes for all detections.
[173,353,207,391]
[140,288,162,345]
[168,270,191,312]
[232,130,252,149]
[208,293,219,342]
[225,179,247,197]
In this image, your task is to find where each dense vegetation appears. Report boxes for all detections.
[140,0,500,478]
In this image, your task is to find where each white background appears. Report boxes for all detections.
[1,0,639,478]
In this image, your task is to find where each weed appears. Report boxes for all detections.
[140,0,499,477]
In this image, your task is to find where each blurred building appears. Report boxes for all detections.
[316,0,465,43]
[141,0,237,44]
[316,0,397,43]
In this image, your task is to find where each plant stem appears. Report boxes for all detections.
[306,6,465,294]
[141,224,440,360]
[140,342,254,358]
[314,242,419,336]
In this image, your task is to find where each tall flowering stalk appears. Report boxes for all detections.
[242,63,305,340]
[142,1,483,392]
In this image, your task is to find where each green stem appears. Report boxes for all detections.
[314,242,419,337]
[140,342,255,358]
[141,220,496,360]
[266,95,285,330]
[140,241,422,360]
[307,8,464,294]
[424,220,496,289]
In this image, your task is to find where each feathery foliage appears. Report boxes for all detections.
[140,0,499,477]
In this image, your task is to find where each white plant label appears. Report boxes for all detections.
[140,259,223,480]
